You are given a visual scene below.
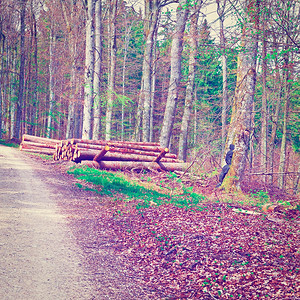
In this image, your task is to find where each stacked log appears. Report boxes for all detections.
[20,134,188,172]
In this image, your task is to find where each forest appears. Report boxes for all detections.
[0,0,299,193]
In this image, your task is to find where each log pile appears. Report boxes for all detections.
[20,134,188,172]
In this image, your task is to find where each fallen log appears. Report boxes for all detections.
[20,147,55,156]
[76,149,182,163]
[81,160,189,172]
[75,143,177,159]
[70,138,160,147]
[94,145,110,162]
[22,134,60,145]
[20,141,56,150]
[153,148,169,162]
[71,140,166,153]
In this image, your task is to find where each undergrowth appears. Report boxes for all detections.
[0,139,19,148]
[68,166,206,210]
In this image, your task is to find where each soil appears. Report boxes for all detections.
[1,144,299,299]
[0,145,148,300]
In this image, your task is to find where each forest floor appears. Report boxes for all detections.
[2,142,300,299]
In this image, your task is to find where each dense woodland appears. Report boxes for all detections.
[0,0,299,192]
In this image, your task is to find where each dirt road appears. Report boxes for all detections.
[0,145,147,300]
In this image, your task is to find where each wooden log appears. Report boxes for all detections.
[20,140,57,149]
[75,143,177,159]
[153,148,169,162]
[93,145,110,162]
[80,160,189,172]
[20,148,55,156]
[70,138,160,147]
[22,134,60,145]
[76,149,181,163]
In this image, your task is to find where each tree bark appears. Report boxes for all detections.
[92,0,102,140]
[82,0,95,139]
[14,0,27,139]
[46,26,56,138]
[105,0,117,141]
[216,0,228,159]
[178,1,202,161]
[278,44,291,189]
[223,0,260,192]
[260,9,268,183]
[81,160,188,172]
[160,0,188,148]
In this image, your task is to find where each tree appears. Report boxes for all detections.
[92,0,102,140]
[105,0,118,141]
[216,0,228,158]
[82,0,95,139]
[223,0,260,191]
[14,0,27,139]
[178,0,203,161]
[160,0,189,148]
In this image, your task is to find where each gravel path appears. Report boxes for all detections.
[0,145,96,300]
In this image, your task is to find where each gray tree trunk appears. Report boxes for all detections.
[178,1,202,161]
[46,27,56,138]
[223,0,259,192]
[278,44,291,189]
[105,0,117,141]
[133,0,160,142]
[217,0,228,160]
[260,12,268,183]
[14,0,27,139]
[92,0,102,140]
[82,0,95,139]
[160,0,188,148]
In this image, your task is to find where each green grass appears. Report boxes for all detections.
[68,165,207,210]
[0,139,19,148]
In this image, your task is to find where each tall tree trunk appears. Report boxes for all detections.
[92,0,102,140]
[217,0,228,160]
[0,21,4,139]
[61,0,79,139]
[260,10,268,183]
[14,0,27,139]
[223,0,260,192]
[278,45,291,189]
[105,0,117,141]
[121,23,132,141]
[178,1,202,161]
[29,5,38,136]
[159,0,188,148]
[268,33,281,185]
[82,0,95,139]
[133,0,160,142]
[46,27,56,138]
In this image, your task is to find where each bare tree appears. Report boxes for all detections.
[92,0,102,140]
[223,0,260,191]
[105,0,117,140]
[82,0,95,139]
[160,0,189,148]
[14,0,27,139]
[178,0,203,161]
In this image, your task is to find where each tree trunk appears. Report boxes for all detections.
[121,22,132,141]
[14,0,27,139]
[92,0,102,140]
[46,26,56,138]
[178,1,202,161]
[223,0,259,192]
[260,11,268,183]
[217,0,228,160]
[160,0,188,148]
[82,0,95,139]
[105,0,117,141]
[133,0,160,142]
[278,46,291,189]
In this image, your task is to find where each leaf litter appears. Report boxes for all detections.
[55,165,300,299]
